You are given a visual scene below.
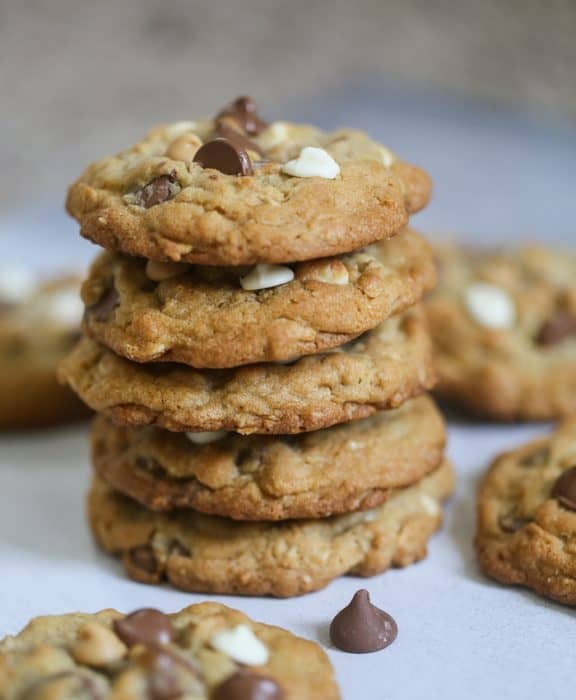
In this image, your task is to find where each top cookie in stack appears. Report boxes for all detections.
[60,97,453,597]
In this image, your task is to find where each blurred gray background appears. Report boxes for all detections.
[0,0,575,263]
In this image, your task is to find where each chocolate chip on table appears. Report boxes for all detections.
[136,172,178,208]
[329,589,398,653]
[216,96,268,136]
[551,466,576,511]
[86,285,119,322]
[536,312,576,346]
[114,608,175,647]
[193,138,253,176]
[212,671,284,700]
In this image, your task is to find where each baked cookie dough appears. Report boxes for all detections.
[89,459,454,597]
[82,227,436,368]
[91,395,446,520]
[66,97,432,266]
[477,418,576,606]
[0,603,339,699]
[0,272,89,429]
[60,309,435,435]
[426,243,576,420]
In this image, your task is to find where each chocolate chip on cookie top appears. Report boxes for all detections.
[551,465,576,511]
[329,589,398,653]
[212,671,284,700]
[113,608,174,647]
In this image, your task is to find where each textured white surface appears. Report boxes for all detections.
[0,93,575,699]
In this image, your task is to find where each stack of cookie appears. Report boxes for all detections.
[60,97,454,597]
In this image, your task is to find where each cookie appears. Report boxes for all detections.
[426,243,576,420]
[0,272,89,429]
[91,395,445,520]
[60,308,435,435]
[66,97,432,266]
[82,228,436,368]
[0,603,339,699]
[89,459,454,597]
[476,418,576,605]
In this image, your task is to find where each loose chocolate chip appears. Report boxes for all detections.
[212,671,284,700]
[329,589,397,653]
[536,312,576,346]
[86,285,119,322]
[216,122,265,157]
[551,466,576,511]
[216,96,268,136]
[114,608,174,648]
[136,172,178,208]
[193,138,253,176]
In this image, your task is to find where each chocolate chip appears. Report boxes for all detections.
[216,121,265,157]
[551,466,576,511]
[127,544,159,573]
[114,608,174,648]
[212,671,284,700]
[216,96,268,136]
[143,648,184,700]
[536,312,576,346]
[329,589,397,654]
[136,172,178,208]
[193,138,253,176]
[86,285,119,322]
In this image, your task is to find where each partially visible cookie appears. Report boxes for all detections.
[89,459,454,597]
[91,395,446,520]
[426,243,576,420]
[60,308,435,435]
[66,97,431,266]
[0,272,89,429]
[476,418,576,606]
[0,603,339,699]
[82,228,436,368]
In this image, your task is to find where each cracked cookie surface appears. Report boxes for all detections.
[91,395,445,520]
[0,275,89,429]
[89,460,454,597]
[0,602,339,699]
[60,309,435,435]
[476,418,576,605]
[426,243,576,420]
[82,228,435,368]
[66,109,431,266]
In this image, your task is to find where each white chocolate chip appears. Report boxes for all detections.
[0,267,35,304]
[281,147,340,179]
[210,625,269,666]
[258,121,289,149]
[71,621,127,668]
[379,146,396,168]
[240,264,294,291]
[420,493,440,517]
[165,121,197,140]
[464,283,516,329]
[306,261,350,286]
[166,133,203,162]
[186,430,227,445]
[44,289,84,327]
[145,259,190,282]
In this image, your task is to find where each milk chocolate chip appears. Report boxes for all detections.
[136,172,178,208]
[113,608,174,648]
[551,466,576,511]
[536,312,576,346]
[86,285,119,322]
[216,96,268,136]
[193,138,253,176]
[144,648,185,700]
[216,122,265,157]
[329,589,397,653]
[212,671,284,700]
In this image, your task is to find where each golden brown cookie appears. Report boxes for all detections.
[91,395,446,520]
[476,418,576,606]
[89,459,454,598]
[60,309,435,435]
[66,98,431,266]
[426,243,576,420]
[0,273,89,429]
[0,603,339,699]
[82,228,436,368]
